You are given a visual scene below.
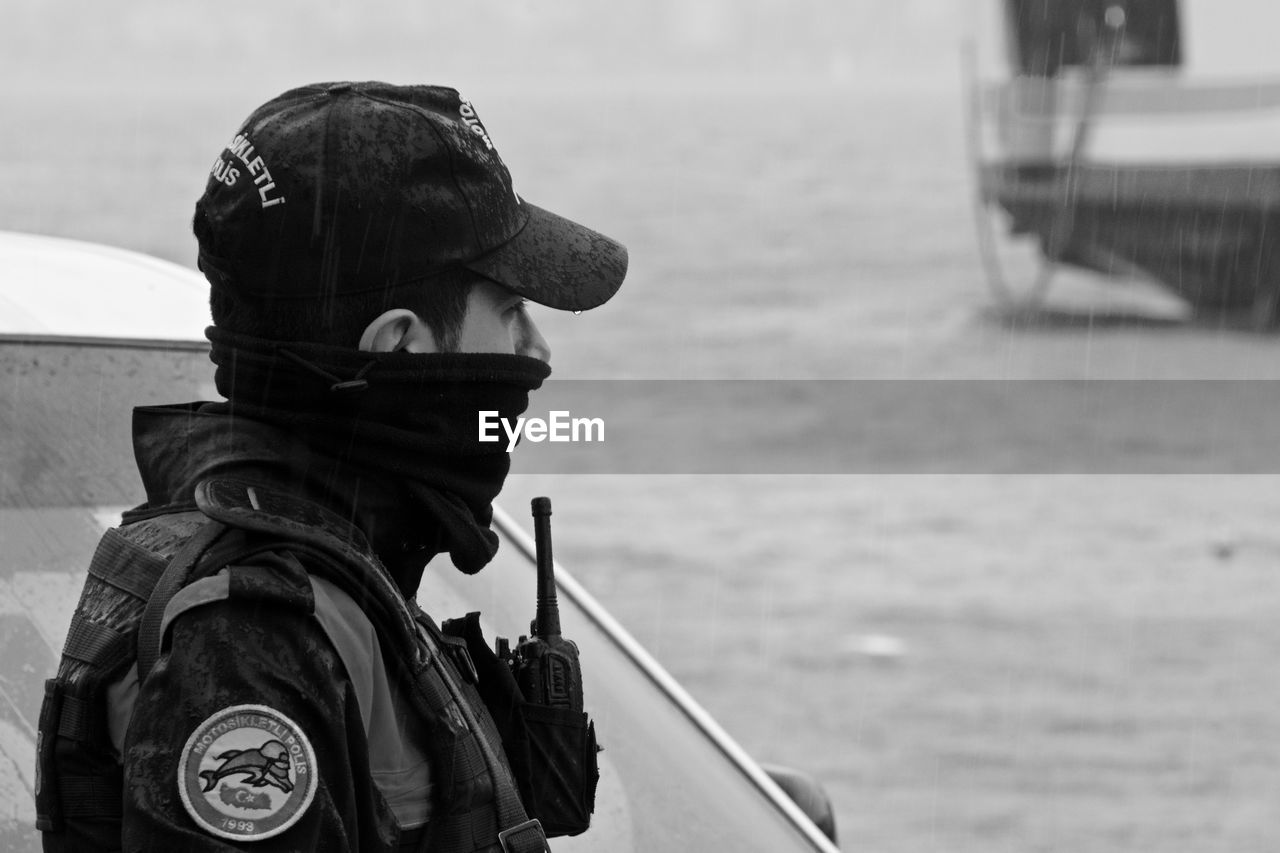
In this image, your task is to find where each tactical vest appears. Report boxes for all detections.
[36,477,549,853]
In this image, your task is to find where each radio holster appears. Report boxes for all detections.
[441,611,599,837]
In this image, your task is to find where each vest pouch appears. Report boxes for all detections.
[441,612,599,838]
[36,678,124,852]
[508,702,598,837]
[35,679,62,833]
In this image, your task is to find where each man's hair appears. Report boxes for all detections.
[208,274,473,350]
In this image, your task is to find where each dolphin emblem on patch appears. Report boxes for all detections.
[199,739,294,793]
[179,705,317,841]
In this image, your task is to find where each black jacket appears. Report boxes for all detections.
[39,405,542,853]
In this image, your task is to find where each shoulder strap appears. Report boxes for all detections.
[135,519,228,683]
[416,612,550,853]
[194,477,423,654]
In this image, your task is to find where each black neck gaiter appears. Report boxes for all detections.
[205,327,551,575]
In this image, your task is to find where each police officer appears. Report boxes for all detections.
[36,82,625,852]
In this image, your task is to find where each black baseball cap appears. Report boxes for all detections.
[194,81,627,311]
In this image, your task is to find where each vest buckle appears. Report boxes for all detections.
[497,818,550,853]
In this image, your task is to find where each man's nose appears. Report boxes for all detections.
[516,314,551,363]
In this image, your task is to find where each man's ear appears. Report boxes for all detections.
[358,309,437,353]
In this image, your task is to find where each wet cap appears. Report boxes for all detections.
[194,81,627,311]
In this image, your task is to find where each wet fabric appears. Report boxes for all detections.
[51,494,530,852]
[122,409,545,848]
[203,327,549,575]
[36,515,403,853]
[131,404,435,596]
[194,82,627,312]
[121,552,401,852]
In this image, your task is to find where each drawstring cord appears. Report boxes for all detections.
[278,347,376,393]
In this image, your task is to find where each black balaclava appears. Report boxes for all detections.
[204,326,550,576]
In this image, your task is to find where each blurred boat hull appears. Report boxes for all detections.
[969,0,1280,321]
[980,161,1280,311]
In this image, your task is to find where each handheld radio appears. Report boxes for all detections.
[497,497,583,712]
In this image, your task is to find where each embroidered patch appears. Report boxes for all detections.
[178,704,318,841]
